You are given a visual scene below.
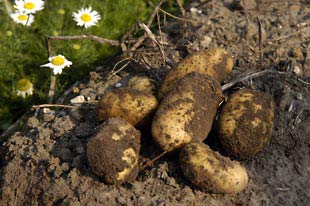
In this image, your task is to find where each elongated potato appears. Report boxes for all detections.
[97,88,158,126]
[87,118,141,185]
[152,73,222,152]
[218,89,275,159]
[180,142,248,194]
[158,48,233,99]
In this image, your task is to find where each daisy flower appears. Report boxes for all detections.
[14,0,44,14]
[17,78,33,98]
[10,11,34,26]
[72,7,101,29]
[40,54,72,75]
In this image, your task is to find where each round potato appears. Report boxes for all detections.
[152,73,222,152]
[158,48,233,99]
[87,118,141,185]
[127,76,157,95]
[97,88,158,126]
[180,142,248,194]
[218,89,275,159]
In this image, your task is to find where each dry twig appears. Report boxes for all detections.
[274,26,309,41]
[130,0,165,54]
[139,22,166,62]
[222,69,285,91]
[140,151,168,170]
[158,8,197,23]
[107,58,132,80]
[257,18,264,65]
[32,104,75,110]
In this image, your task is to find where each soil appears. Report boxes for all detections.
[1,0,309,205]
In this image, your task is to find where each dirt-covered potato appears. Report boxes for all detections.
[87,118,141,185]
[180,142,248,194]
[152,73,222,152]
[97,88,158,126]
[218,89,275,159]
[158,48,233,99]
[127,76,157,95]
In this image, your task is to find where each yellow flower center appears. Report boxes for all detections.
[58,9,65,15]
[81,13,92,22]
[18,14,28,21]
[73,44,81,50]
[51,56,65,66]
[24,2,35,10]
[7,31,13,36]
[17,79,32,91]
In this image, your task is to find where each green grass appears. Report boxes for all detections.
[0,0,185,132]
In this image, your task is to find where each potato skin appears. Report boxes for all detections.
[97,88,158,126]
[158,48,233,99]
[179,142,248,194]
[152,73,222,152]
[218,89,275,159]
[127,76,156,95]
[87,118,141,185]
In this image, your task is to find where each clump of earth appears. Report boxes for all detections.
[1,0,309,205]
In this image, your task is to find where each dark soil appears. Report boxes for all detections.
[1,0,310,205]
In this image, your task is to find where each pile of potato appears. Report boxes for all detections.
[86,48,275,194]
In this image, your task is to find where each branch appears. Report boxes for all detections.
[32,104,75,110]
[176,0,185,16]
[221,70,283,91]
[47,34,121,46]
[158,8,197,23]
[130,0,165,53]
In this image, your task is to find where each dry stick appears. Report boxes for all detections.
[139,22,166,62]
[140,151,168,171]
[257,18,264,67]
[32,104,75,110]
[47,35,120,46]
[130,0,165,54]
[176,0,185,16]
[221,69,284,91]
[158,8,197,23]
[274,26,309,41]
[107,58,131,80]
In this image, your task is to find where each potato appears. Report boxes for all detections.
[158,48,233,99]
[87,118,141,185]
[179,142,248,194]
[218,89,275,159]
[97,88,158,126]
[152,73,222,152]
[127,76,156,95]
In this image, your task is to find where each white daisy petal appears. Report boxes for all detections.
[14,0,45,14]
[41,54,72,75]
[10,11,34,26]
[72,7,101,29]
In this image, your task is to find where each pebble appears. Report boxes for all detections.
[200,35,212,48]
[115,82,122,88]
[70,95,85,104]
[293,65,302,76]
[41,108,55,122]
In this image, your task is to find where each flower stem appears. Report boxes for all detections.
[48,74,56,103]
